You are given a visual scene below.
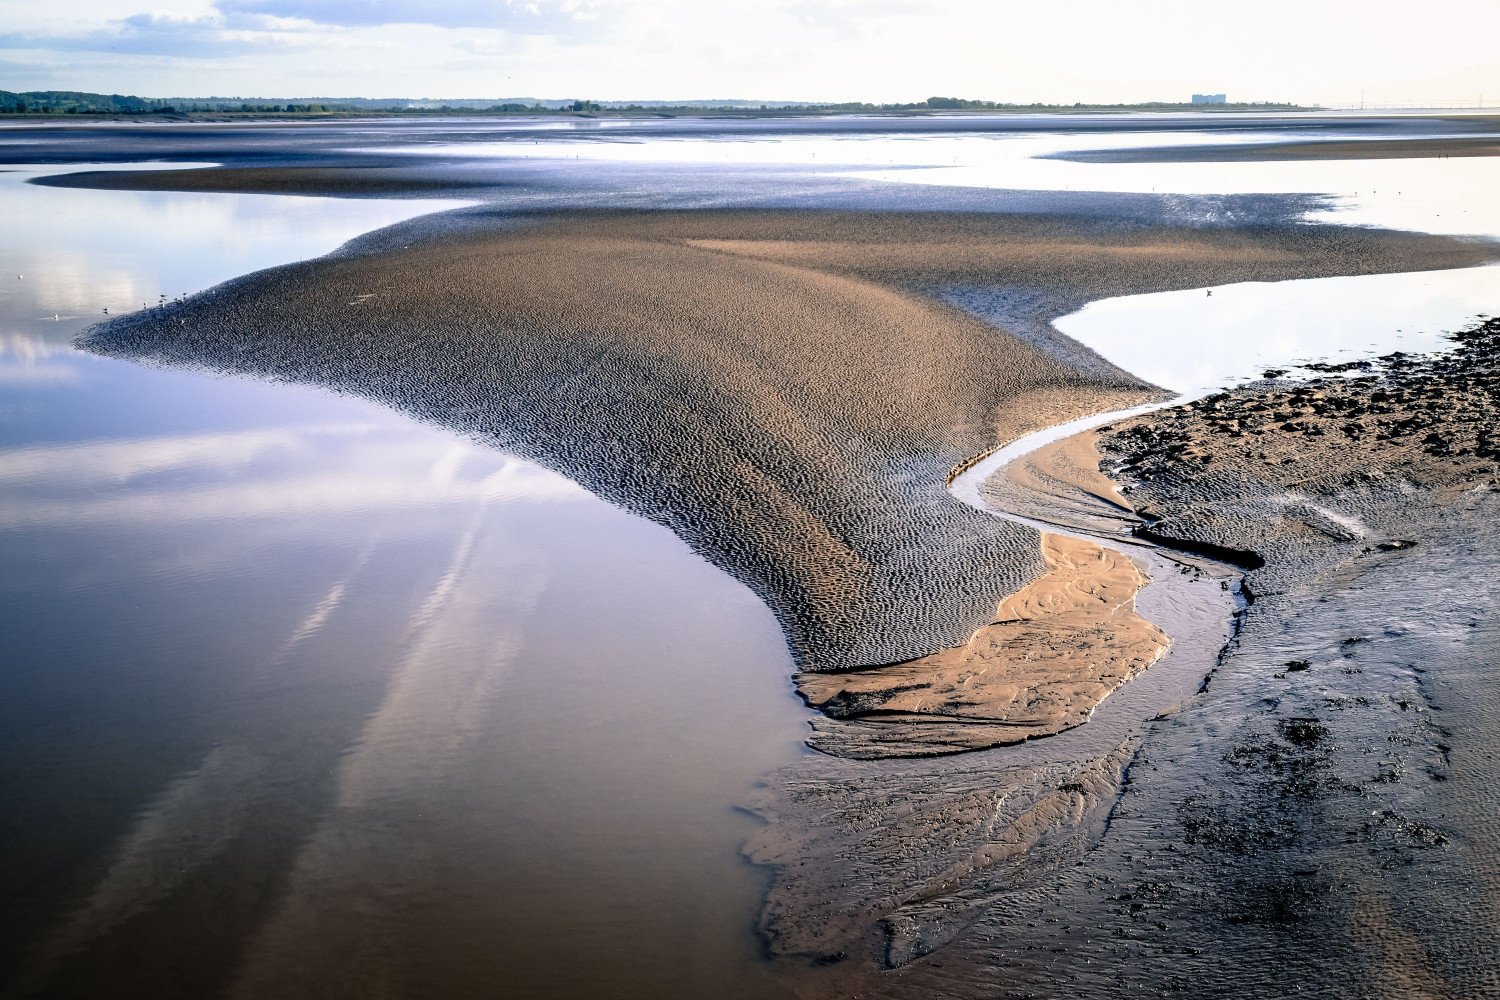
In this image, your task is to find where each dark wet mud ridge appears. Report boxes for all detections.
[1130,522,1267,570]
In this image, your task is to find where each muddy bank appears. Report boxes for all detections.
[79,207,1495,675]
[1101,316,1500,588]
[1054,134,1500,163]
[754,317,1500,996]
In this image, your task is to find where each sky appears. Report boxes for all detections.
[1,0,1497,106]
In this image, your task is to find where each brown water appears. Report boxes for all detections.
[0,167,809,999]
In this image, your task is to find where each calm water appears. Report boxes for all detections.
[1054,264,1499,391]
[389,123,1500,237]
[0,167,807,999]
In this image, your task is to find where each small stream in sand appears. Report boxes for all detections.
[950,275,1495,767]
[949,403,1244,762]
[940,127,1497,765]
[948,256,1497,730]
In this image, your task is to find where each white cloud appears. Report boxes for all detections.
[0,0,1495,104]
[216,0,607,32]
[0,9,334,58]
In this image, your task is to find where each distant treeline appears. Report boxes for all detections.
[0,90,1309,117]
[0,90,352,114]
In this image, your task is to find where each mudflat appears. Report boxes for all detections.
[11,117,1498,998]
[750,317,1500,998]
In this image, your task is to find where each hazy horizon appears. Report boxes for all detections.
[0,90,1310,106]
[2,0,1496,109]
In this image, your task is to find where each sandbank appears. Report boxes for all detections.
[79,207,1495,677]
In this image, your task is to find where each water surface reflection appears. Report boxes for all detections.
[0,168,807,999]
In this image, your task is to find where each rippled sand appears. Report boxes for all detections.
[80,208,1491,675]
[39,120,1500,997]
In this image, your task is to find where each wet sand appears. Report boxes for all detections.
[19,117,1500,997]
[796,532,1168,758]
[749,318,1499,997]
[988,431,1137,530]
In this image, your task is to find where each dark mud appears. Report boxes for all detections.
[1101,316,1500,590]
[77,206,1495,673]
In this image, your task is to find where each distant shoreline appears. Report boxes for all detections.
[0,95,1314,123]
[0,108,1313,122]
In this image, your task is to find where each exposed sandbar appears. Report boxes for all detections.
[79,207,1497,676]
[38,163,517,197]
[753,317,1500,997]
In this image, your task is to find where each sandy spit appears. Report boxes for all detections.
[79,208,1496,676]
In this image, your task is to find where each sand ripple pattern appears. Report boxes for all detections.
[78,209,1490,673]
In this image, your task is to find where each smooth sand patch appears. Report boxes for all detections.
[797,532,1169,758]
[992,430,1137,528]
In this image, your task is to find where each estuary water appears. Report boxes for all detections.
[3,117,1497,1000]
[1053,264,1499,392]
[0,167,807,999]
